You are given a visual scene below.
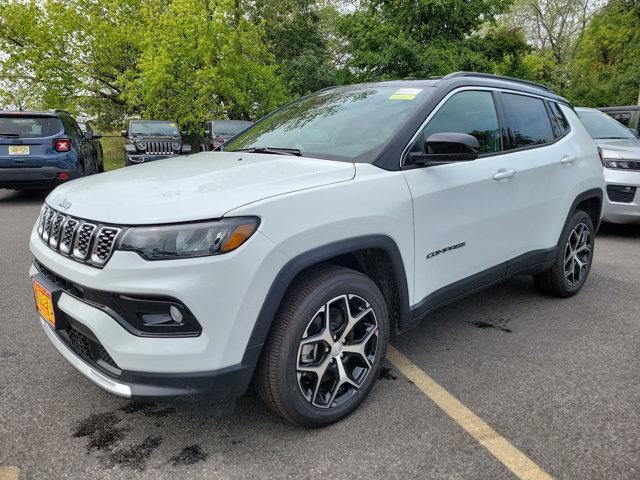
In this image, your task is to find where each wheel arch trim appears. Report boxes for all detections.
[246,235,410,351]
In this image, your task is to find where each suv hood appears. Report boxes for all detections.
[595,138,640,160]
[47,152,355,224]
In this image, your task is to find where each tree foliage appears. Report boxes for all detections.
[565,0,640,106]
[0,0,639,130]
[336,0,517,80]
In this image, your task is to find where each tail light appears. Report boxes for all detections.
[54,138,72,152]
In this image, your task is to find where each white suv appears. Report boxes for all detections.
[30,73,604,427]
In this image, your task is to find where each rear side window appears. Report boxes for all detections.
[0,115,63,138]
[549,102,570,137]
[417,90,501,154]
[63,116,83,138]
[501,93,554,148]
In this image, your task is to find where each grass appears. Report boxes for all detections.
[99,134,126,171]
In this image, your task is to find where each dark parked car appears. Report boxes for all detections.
[0,110,101,190]
[77,121,104,173]
[201,120,253,151]
[121,120,191,166]
[599,106,640,135]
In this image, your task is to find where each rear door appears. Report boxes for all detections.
[494,92,575,257]
[0,114,64,167]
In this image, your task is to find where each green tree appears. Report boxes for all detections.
[247,0,339,95]
[336,0,518,81]
[566,0,640,106]
[131,0,289,134]
[0,0,158,127]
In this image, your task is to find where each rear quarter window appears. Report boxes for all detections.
[549,102,570,137]
[0,116,63,138]
[501,93,555,149]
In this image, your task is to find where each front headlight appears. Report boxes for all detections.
[118,217,259,260]
[603,159,639,170]
[124,143,137,154]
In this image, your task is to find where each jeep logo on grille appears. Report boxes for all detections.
[58,198,72,210]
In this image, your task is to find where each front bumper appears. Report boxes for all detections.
[39,316,260,399]
[0,166,75,189]
[29,223,288,399]
[602,168,640,224]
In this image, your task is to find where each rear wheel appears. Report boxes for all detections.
[255,266,389,427]
[533,210,594,297]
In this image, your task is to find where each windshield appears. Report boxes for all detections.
[0,115,63,138]
[225,85,433,161]
[214,121,252,136]
[130,121,179,137]
[577,109,635,139]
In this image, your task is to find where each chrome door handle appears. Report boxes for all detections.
[493,169,517,181]
[561,155,576,164]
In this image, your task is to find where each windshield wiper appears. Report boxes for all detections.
[595,136,630,139]
[231,147,302,157]
[0,133,20,137]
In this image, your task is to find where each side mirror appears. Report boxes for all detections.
[180,130,188,137]
[181,144,192,154]
[204,129,211,137]
[84,131,93,141]
[410,132,480,165]
[120,130,127,137]
[92,132,102,139]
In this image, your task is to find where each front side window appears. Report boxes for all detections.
[412,90,501,155]
[501,93,554,148]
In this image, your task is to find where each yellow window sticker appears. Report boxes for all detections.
[390,88,422,100]
[170,123,177,127]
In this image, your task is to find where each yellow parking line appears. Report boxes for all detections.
[386,346,553,480]
[0,466,20,480]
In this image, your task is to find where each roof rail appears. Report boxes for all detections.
[441,72,552,92]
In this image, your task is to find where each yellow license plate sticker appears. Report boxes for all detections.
[33,280,55,326]
[9,145,29,156]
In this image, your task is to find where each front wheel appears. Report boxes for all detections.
[533,209,595,297]
[255,266,389,427]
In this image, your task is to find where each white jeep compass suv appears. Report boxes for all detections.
[30,73,604,427]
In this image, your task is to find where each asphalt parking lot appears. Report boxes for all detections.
[1,188,639,480]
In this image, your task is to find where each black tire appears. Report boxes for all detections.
[255,265,389,428]
[533,209,595,297]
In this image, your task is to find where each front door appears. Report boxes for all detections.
[402,89,516,311]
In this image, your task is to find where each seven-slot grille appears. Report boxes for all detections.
[143,141,175,155]
[37,205,122,267]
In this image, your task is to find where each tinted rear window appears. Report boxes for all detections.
[501,94,554,148]
[549,103,570,136]
[0,116,63,138]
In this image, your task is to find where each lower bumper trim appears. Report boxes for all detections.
[41,318,132,397]
[41,315,261,400]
